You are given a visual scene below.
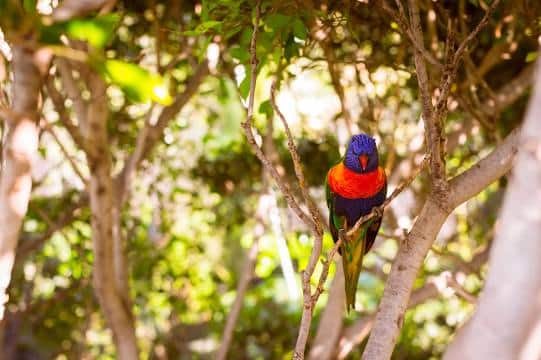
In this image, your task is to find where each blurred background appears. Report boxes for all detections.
[0,0,539,359]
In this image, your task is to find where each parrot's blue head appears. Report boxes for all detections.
[344,134,379,173]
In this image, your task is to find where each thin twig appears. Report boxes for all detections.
[376,0,443,69]
[41,120,88,186]
[312,238,343,303]
[240,3,317,233]
[45,77,88,152]
[216,238,259,360]
[347,155,429,238]
[451,0,501,69]
[270,79,326,234]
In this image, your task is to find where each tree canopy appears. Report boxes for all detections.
[0,0,540,359]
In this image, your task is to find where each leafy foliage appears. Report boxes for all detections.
[1,0,539,358]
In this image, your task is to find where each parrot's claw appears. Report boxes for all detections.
[373,206,383,218]
[338,228,347,241]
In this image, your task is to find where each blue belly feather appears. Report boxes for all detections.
[334,187,386,227]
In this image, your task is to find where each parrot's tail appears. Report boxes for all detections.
[341,235,366,313]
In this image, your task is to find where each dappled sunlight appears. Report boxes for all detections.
[0,0,538,359]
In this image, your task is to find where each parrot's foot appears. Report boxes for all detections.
[373,206,383,218]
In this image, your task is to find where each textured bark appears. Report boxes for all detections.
[84,73,138,360]
[308,264,345,360]
[339,283,439,359]
[0,46,42,332]
[444,59,541,360]
[362,199,449,360]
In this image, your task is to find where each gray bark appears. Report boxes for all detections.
[444,59,541,360]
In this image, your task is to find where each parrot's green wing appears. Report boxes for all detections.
[325,174,344,246]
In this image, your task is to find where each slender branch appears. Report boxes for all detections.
[238,2,333,358]
[240,3,317,233]
[407,0,447,185]
[41,120,88,186]
[376,0,443,69]
[270,79,326,233]
[450,0,501,70]
[17,195,86,259]
[347,155,428,238]
[216,238,259,360]
[45,76,88,153]
[115,61,209,204]
[312,238,343,303]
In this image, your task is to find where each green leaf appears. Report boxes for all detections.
[40,14,120,48]
[101,60,173,105]
[184,20,222,35]
[23,0,36,13]
[284,34,299,61]
[66,14,120,49]
[230,46,249,62]
[258,99,273,118]
[292,18,307,40]
[266,14,290,31]
[239,72,251,100]
[526,52,538,63]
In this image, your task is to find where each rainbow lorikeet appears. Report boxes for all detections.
[325,134,387,311]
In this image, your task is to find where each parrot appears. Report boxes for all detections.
[325,134,387,312]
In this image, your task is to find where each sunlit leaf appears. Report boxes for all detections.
[292,18,307,40]
[526,51,538,63]
[101,60,173,105]
[258,99,273,118]
[40,14,120,48]
[66,14,120,49]
[184,20,222,35]
[239,71,251,100]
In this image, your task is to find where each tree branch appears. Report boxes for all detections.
[216,237,259,360]
[444,57,541,360]
[408,0,449,182]
[115,60,209,204]
[361,125,519,360]
[82,66,139,359]
[341,238,489,358]
[0,46,43,324]
[448,127,519,207]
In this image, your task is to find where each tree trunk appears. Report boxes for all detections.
[361,127,520,360]
[308,262,345,360]
[443,59,541,360]
[362,199,450,360]
[85,73,138,360]
[0,46,42,356]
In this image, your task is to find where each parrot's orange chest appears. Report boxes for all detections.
[327,163,386,199]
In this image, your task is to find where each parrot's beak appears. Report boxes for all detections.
[359,154,368,170]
